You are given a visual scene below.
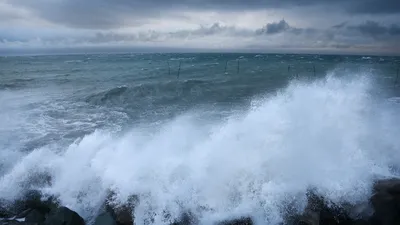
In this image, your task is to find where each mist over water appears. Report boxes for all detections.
[0,54,400,225]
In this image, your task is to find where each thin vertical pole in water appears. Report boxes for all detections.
[237,59,240,74]
[313,65,316,76]
[224,60,228,73]
[177,61,181,79]
[167,61,171,76]
[395,66,399,87]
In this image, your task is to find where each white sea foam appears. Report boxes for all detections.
[1,71,400,225]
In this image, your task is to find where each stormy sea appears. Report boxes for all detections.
[1,53,400,225]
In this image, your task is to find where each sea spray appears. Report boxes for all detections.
[1,71,400,225]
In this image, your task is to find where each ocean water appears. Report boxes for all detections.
[0,53,400,225]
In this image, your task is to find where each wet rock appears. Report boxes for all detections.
[10,190,57,216]
[291,192,355,225]
[104,192,138,225]
[216,217,253,225]
[295,209,319,225]
[373,178,400,194]
[1,191,58,225]
[170,212,198,225]
[43,206,85,225]
[318,204,353,225]
[25,209,45,223]
[369,178,400,225]
[94,212,117,225]
[111,206,133,225]
[0,218,39,225]
[0,205,12,218]
[15,209,33,219]
[0,220,24,225]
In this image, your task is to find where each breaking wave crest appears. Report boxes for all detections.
[1,71,400,225]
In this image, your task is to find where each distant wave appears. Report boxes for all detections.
[85,80,213,105]
[0,78,35,90]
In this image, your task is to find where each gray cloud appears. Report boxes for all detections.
[332,22,348,29]
[6,0,400,29]
[347,21,400,39]
[1,11,400,55]
[255,20,320,38]
[87,23,252,44]
[256,20,290,35]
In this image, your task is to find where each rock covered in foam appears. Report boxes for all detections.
[0,190,84,225]
[0,190,56,223]
[2,178,400,225]
[94,191,138,225]
[170,212,199,225]
[291,178,400,225]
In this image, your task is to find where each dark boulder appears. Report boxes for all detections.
[292,178,400,225]
[217,217,253,225]
[0,218,41,225]
[0,205,12,218]
[290,192,357,225]
[111,205,133,225]
[43,206,85,225]
[8,190,57,216]
[104,192,138,225]
[369,178,400,225]
[15,209,33,219]
[25,209,45,223]
[0,221,24,225]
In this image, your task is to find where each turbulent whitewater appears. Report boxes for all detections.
[0,53,400,225]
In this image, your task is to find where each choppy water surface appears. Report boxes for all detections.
[0,53,400,225]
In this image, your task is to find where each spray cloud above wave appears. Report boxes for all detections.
[0,70,399,225]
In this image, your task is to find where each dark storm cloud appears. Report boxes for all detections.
[7,0,400,29]
[347,21,400,38]
[332,22,348,29]
[255,20,319,37]
[389,25,400,35]
[348,0,400,14]
[1,17,399,55]
[256,20,290,35]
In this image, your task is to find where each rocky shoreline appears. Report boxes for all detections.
[1,178,399,225]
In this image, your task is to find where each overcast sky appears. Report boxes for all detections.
[1,0,399,55]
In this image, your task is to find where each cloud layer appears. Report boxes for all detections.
[1,0,400,54]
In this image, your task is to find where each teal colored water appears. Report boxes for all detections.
[0,53,400,224]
